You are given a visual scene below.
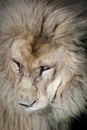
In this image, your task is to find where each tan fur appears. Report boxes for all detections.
[0,0,87,130]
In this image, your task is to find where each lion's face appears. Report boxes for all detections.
[6,33,71,112]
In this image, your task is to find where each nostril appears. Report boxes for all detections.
[19,100,36,108]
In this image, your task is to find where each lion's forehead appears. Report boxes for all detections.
[11,35,60,69]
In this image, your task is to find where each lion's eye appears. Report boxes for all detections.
[39,66,51,76]
[12,58,22,73]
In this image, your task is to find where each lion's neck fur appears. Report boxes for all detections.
[0,100,68,130]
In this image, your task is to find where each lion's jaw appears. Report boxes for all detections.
[7,34,71,113]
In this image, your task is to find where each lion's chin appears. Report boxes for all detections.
[22,106,45,113]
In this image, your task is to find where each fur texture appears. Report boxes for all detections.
[0,0,87,130]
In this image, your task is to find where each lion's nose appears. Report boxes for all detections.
[19,100,36,108]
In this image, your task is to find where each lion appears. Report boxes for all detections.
[0,0,87,130]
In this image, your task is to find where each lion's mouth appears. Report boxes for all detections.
[19,100,36,108]
[19,98,49,112]
[19,100,39,112]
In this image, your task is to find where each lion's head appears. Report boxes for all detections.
[5,32,73,113]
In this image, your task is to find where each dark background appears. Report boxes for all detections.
[71,111,87,130]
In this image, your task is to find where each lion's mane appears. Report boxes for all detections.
[0,0,87,130]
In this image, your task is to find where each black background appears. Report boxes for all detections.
[71,112,87,130]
